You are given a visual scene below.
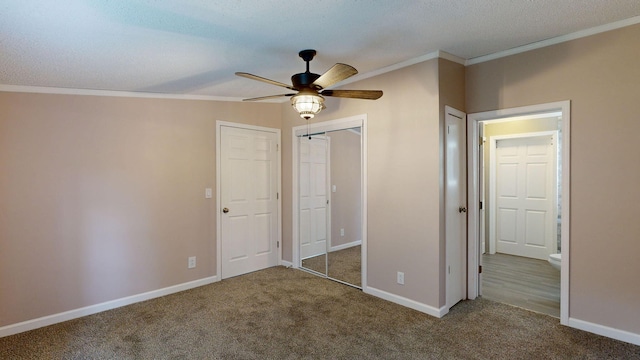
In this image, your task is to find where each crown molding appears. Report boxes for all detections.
[0,84,246,102]
[466,15,640,66]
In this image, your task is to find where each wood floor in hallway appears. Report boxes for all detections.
[482,253,560,318]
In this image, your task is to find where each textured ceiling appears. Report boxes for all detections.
[1,1,639,100]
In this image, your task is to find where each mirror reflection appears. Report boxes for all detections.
[298,127,362,288]
[326,128,361,287]
[299,134,328,275]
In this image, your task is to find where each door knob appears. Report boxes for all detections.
[458,206,467,213]
[222,207,229,213]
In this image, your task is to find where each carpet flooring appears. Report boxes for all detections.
[302,245,361,287]
[1,267,638,359]
[327,245,361,287]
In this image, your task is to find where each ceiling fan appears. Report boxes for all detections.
[236,49,383,120]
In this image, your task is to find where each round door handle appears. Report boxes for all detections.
[458,206,467,213]
[222,207,229,214]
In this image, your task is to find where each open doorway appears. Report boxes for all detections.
[467,101,570,325]
[483,121,560,317]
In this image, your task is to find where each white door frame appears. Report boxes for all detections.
[488,131,558,256]
[216,120,282,279]
[292,114,368,290]
[467,101,570,325]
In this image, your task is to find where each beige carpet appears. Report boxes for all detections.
[327,245,361,286]
[1,267,639,359]
[302,245,361,287]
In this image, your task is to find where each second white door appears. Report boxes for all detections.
[446,108,467,309]
[494,134,557,260]
[220,126,278,279]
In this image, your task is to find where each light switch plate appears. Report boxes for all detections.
[205,188,212,199]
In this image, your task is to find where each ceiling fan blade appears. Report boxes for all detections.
[235,72,296,90]
[321,89,383,100]
[312,63,357,89]
[242,93,296,101]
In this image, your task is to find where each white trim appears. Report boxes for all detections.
[437,51,467,65]
[467,101,570,326]
[568,318,640,346]
[280,260,294,268]
[364,287,448,318]
[466,16,640,65]
[360,118,369,291]
[292,115,368,289]
[481,111,562,124]
[293,116,365,136]
[326,136,333,257]
[329,240,362,252]
[0,84,247,102]
[0,276,218,338]
[216,121,282,280]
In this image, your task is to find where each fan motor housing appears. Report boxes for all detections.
[292,72,321,90]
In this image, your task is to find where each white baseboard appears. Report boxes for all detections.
[365,286,447,318]
[280,260,294,268]
[329,240,362,252]
[568,317,640,346]
[0,276,218,338]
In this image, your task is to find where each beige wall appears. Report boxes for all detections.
[0,92,281,326]
[328,129,362,248]
[467,24,640,333]
[283,58,453,310]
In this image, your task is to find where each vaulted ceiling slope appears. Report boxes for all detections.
[1,1,639,100]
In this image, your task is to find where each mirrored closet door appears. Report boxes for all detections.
[297,124,363,288]
[299,133,329,275]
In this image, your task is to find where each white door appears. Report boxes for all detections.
[494,134,557,260]
[445,108,467,309]
[299,136,328,259]
[221,126,278,279]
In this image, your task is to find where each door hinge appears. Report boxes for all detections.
[276,143,279,151]
[277,241,280,248]
[479,265,483,274]
[479,201,483,210]
[277,192,279,200]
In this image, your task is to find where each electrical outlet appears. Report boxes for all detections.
[397,271,404,285]
[188,256,196,269]
[340,228,345,237]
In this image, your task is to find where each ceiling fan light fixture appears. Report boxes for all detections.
[291,92,324,120]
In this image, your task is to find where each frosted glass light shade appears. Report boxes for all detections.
[291,93,324,120]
